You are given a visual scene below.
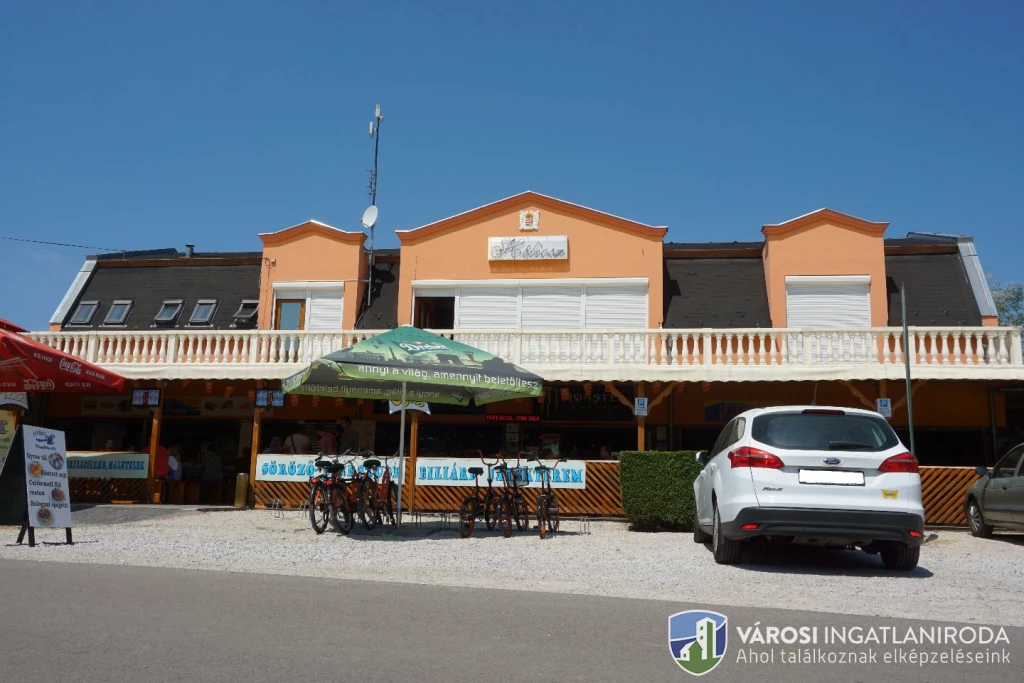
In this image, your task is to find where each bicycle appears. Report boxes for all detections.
[357,451,399,530]
[493,455,530,538]
[309,454,352,533]
[457,451,504,538]
[326,455,359,534]
[530,455,566,539]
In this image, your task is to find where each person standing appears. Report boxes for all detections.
[316,424,338,455]
[337,416,359,453]
[283,426,311,455]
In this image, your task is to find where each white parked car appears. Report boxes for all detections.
[692,406,925,570]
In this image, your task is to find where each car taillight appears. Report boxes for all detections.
[878,452,919,474]
[728,446,785,469]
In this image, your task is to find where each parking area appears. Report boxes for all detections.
[2,508,1023,627]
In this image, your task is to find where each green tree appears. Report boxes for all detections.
[991,281,1024,328]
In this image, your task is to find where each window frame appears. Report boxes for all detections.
[153,299,184,325]
[992,446,1024,479]
[232,299,259,324]
[102,299,133,326]
[188,299,219,327]
[68,301,100,326]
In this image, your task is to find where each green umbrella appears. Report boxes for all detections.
[282,325,544,523]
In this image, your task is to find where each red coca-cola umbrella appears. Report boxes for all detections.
[0,319,125,393]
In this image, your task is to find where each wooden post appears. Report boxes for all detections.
[636,381,646,452]
[249,407,263,507]
[147,402,163,503]
[407,411,420,513]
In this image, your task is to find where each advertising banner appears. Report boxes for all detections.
[0,409,15,473]
[67,451,149,479]
[255,454,399,482]
[23,427,72,528]
[416,458,586,489]
[0,392,29,409]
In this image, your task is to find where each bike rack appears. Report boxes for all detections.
[292,500,309,520]
[411,509,424,527]
[269,498,284,519]
[578,517,592,535]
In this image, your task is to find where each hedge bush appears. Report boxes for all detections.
[619,450,702,530]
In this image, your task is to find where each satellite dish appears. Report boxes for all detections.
[361,205,378,229]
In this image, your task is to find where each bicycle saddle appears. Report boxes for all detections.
[468,467,484,476]
[314,459,332,469]
[363,459,381,469]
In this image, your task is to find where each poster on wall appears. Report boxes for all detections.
[67,452,150,479]
[416,457,586,489]
[0,409,15,474]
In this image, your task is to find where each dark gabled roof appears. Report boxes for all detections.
[663,258,772,328]
[62,263,261,330]
[355,259,400,329]
[885,253,982,326]
[664,241,764,251]
[92,248,262,261]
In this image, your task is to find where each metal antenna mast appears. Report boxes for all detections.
[365,104,383,309]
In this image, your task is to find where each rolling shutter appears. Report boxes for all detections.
[521,285,583,330]
[584,284,648,329]
[307,288,345,331]
[456,286,519,329]
[786,282,870,328]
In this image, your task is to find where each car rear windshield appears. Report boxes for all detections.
[751,412,901,452]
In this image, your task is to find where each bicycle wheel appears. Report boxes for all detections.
[536,497,548,539]
[547,493,560,533]
[497,500,513,538]
[384,482,398,525]
[329,484,354,535]
[484,494,497,531]
[458,497,477,538]
[358,479,378,530]
[514,497,528,531]
[308,481,330,535]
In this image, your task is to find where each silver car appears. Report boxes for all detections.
[964,443,1024,537]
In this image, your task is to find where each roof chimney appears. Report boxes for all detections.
[185,244,195,258]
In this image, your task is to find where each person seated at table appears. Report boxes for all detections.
[336,416,358,454]
[263,436,283,454]
[103,438,117,451]
[599,445,613,460]
[283,428,311,455]
[316,424,338,455]
[199,445,223,484]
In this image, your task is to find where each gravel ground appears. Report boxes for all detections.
[3,508,1023,627]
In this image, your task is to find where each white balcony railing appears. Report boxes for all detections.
[27,327,1024,382]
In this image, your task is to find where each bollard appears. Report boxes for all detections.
[234,473,249,508]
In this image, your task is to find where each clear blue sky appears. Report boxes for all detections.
[2,2,1022,330]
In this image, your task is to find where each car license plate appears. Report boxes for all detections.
[798,469,865,486]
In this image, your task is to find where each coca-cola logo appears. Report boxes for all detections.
[59,359,83,376]
[23,379,56,391]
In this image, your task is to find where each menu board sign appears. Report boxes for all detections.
[0,409,15,474]
[23,427,72,529]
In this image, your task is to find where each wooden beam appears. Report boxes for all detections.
[249,407,263,507]
[603,382,634,410]
[648,382,677,410]
[892,379,928,414]
[879,379,888,399]
[839,381,875,409]
[407,411,420,513]
[147,402,163,503]
[636,382,646,451]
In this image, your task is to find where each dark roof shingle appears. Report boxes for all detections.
[885,254,982,326]
[663,258,772,328]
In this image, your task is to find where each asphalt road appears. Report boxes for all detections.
[1,559,1020,683]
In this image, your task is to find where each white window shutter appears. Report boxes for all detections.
[521,285,583,330]
[786,283,870,328]
[307,289,345,331]
[584,284,648,329]
[456,286,519,329]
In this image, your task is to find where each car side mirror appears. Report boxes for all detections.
[975,466,990,477]
[696,451,709,466]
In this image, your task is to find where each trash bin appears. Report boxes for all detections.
[235,473,249,508]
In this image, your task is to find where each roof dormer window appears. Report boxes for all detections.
[232,300,259,325]
[188,299,218,326]
[103,300,133,326]
[154,300,184,325]
[69,301,99,326]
